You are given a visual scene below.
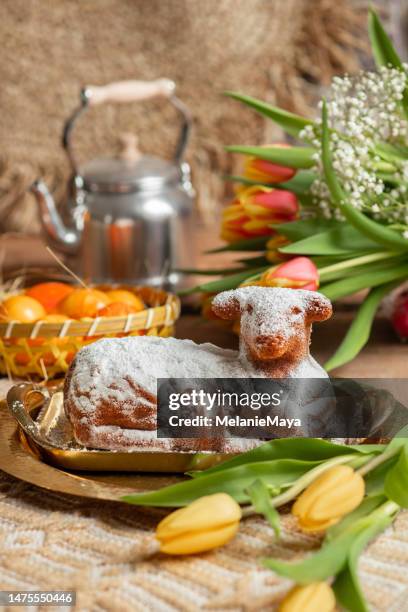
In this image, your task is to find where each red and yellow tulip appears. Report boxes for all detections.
[221,186,298,243]
[243,144,297,184]
[242,257,319,291]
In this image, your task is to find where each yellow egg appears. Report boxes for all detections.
[105,290,145,311]
[59,288,111,319]
[0,295,46,322]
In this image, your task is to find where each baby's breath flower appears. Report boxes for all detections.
[305,66,408,237]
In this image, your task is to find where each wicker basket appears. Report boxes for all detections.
[0,285,180,379]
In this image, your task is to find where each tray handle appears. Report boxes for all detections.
[6,383,50,447]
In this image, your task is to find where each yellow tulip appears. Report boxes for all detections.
[279,582,336,612]
[156,493,241,555]
[292,465,365,532]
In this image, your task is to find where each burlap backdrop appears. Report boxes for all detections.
[0,0,370,233]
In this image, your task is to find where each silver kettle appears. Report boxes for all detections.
[30,78,195,289]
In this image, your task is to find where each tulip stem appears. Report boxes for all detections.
[357,445,400,476]
[241,505,257,517]
[241,454,359,517]
[318,251,395,280]
[370,499,400,520]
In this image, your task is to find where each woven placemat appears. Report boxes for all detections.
[0,471,407,611]
[1,379,407,611]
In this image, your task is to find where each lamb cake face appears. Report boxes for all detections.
[64,287,332,452]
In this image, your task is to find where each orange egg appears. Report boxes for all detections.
[26,282,74,313]
[105,290,145,311]
[98,302,142,317]
[41,314,70,322]
[0,295,46,322]
[15,352,30,366]
[59,288,111,319]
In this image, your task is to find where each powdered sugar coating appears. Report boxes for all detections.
[68,336,262,415]
[213,286,324,341]
[65,287,332,451]
[213,287,332,377]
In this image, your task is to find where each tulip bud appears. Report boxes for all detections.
[260,257,319,291]
[220,186,298,243]
[392,294,408,340]
[220,199,251,242]
[265,235,290,263]
[156,493,241,555]
[292,465,365,532]
[279,582,336,612]
[244,144,296,184]
[240,186,298,222]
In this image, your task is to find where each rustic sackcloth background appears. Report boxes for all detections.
[0,0,371,233]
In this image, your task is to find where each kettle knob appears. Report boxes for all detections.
[117,133,141,163]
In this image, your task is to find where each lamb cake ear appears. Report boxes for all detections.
[211,290,241,320]
[306,292,333,322]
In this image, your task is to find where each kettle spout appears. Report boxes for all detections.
[30,180,82,254]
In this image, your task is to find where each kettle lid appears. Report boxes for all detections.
[80,134,180,193]
[81,155,180,193]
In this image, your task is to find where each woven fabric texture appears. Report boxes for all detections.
[0,471,407,611]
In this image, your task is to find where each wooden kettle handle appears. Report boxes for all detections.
[85,79,175,106]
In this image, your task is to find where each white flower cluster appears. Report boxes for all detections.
[300,66,408,235]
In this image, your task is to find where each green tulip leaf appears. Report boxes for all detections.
[224,91,314,138]
[265,510,393,585]
[383,424,408,452]
[122,459,321,507]
[236,255,269,267]
[384,447,408,507]
[368,9,404,69]
[365,458,399,497]
[368,9,408,118]
[280,226,379,256]
[226,145,316,170]
[325,281,402,371]
[264,526,360,583]
[182,266,269,295]
[327,494,386,541]
[333,513,393,612]
[271,218,341,242]
[247,479,281,537]
[207,236,270,254]
[190,438,380,478]
[225,170,316,195]
[318,256,401,285]
[177,267,247,276]
[320,262,408,301]
[374,142,408,163]
[277,171,317,193]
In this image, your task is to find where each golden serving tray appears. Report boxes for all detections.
[1,383,232,501]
